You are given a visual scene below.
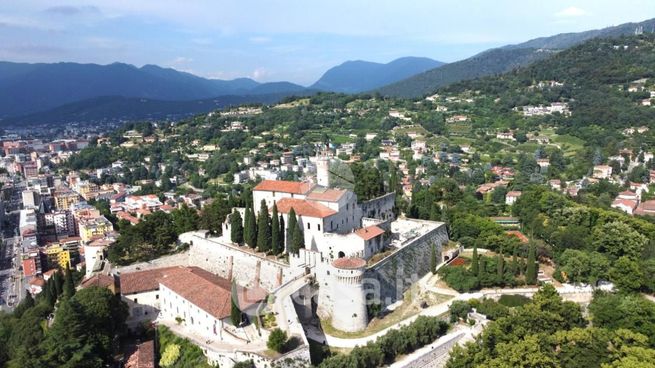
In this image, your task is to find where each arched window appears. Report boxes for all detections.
[338,251,345,258]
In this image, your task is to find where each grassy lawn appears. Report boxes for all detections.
[449,136,476,145]
[538,128,585,157]
[320,286,453,339]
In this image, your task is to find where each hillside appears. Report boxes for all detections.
[378,17,655,98]
[377,48,554,98]
[0,92,310,126]
[311,57,444,93]
[0,62,305,118]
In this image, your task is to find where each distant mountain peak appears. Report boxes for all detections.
[311,57,444,93]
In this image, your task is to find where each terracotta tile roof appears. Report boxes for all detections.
[275,198,337,218]
[612,199,638,209]
[636,200,655,215]
[619,190,637,197]
[119,266,184,295]
[254,180,314,195]
[125,340,155,368]
[506,230,529,243]
[506,191,522,197]
[43,269,59,277]
[29,277,46,287]
[332,257,367,269]
[80,274,116,290]
[306,187,347,202]
[159,267,266,320]
[354,225,385,241]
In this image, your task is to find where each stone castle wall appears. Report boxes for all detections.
[366,222,449,306]
[182,231,302,292]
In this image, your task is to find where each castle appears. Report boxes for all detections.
[181,156,450,332]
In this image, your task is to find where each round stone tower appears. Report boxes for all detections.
[316,155,330,188]
[330,257,368,332]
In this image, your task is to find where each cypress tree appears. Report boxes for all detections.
[471,244,479,276]
[286,208,297,253]
[44,279,56,306]
[526,242,537,284]
[511,247,519,275]
[63,264,75,300]
[278,214,285,254]
[478,256,488,287]
[257,200,271,252]
[271,204,280,255]
[245,206,257,248]
[53,270,63,297]
[497,253,504,279]
[292,224,304,254]
[230,210,244,245]
[430,243,437,274]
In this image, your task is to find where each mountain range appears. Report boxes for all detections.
[1,17,654,125]
[310,57,444,93]
[377,17,655,98]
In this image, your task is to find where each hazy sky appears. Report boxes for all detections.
[1,1,654,85]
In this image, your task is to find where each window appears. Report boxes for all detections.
[156,294,159,300]
[133,298,138,304]
[318,224,321,231]
[307,223,310,230]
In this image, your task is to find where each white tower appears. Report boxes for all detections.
[316,156,330,187]
[330,257,368,332]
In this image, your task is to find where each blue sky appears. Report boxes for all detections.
[1,1,654,85]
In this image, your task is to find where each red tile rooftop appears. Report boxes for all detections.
[355,225,385,241]
[159,267,266,320]
[332,257,367,270]
[612,199,638,208]
[80,274,116,290]
[119,266,184,295]
[254,180,314,195]
[506,230,529,244]
[125,340,155,368]
[306,187,347,202]
[275,198,337,218]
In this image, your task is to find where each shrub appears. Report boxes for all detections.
[267,328,288,353]
[160,344,181,367]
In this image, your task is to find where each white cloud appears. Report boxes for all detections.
[171,56,193,65]
[555,6,588,17]
[249,36,271,44]
[250,67,270,81]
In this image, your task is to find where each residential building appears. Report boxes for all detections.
[78,215,113,242]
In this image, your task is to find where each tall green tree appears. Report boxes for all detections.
[471,245,479,276]
[244,205,257,249]
[278,214,285,254]
[609,256,643,292]
[200,196,231,235]
[257,199,271,252]
[63,264,75,301]
[286,208,298,252]
[229,210,244,245]
[292,224,305,255]
[41,299,103,367]
[271,204,280,255]
[497,253,504,279]
[171,204,200,234]
[526,242,537,285]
